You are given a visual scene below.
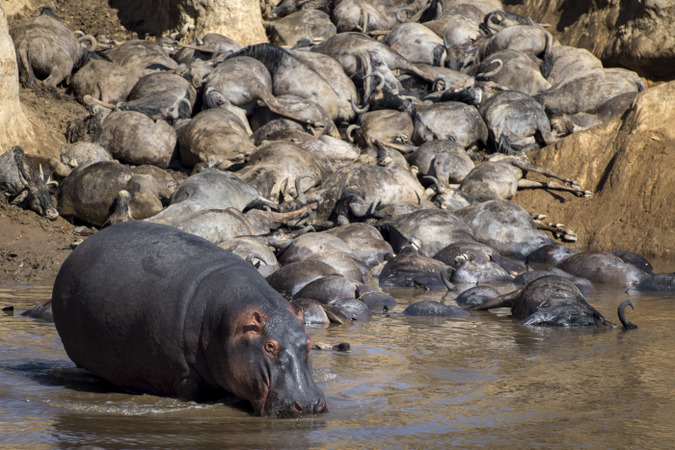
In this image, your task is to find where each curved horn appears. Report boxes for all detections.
[257,196,280,212]
[345,124,361,143]
[82,94,115,110]
[368,196,382,216]
[433,75,451,92]
[268,235,293,251]
[78,34,97,51]
[246,253,268,268]
[618,299,638,330]
[12,146,30,188]
[294,174,313,205]
[350,97,369,114]
[441,267,457,291]
[395,7,414,23]
[423,175,445,195]
[477,59,503,79]
[169,96,192,120]
[363,71,385,90]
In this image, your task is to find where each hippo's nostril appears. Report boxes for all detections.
[316,400,326,413]
[294,401,303,412]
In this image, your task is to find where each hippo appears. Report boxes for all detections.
[51,221,326,418]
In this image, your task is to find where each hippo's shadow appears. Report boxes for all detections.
[7,361,127,394]
[7,361,254,412]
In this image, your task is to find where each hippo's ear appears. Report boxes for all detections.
[287,303,304,324]
[294,307,304,324]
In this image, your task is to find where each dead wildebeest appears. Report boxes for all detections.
[467,275,637,329]
[478,90,555,155]
[383,22,446,66]
[457,154,592,203]
[473,49,551,96]
[114,71,197,123]
[203,55,327,131]
[412,101,488,150]
[177,108,255,170]
[98,110,177,169]
[224,44,358,124]
[0,146,59,220]
[235,141,327,206]
[456,199,556,260]
[10,6,94,90]
[70,57,136,105]
[101,40,177,83]
[331,0,401,34]
[311,32,436,88]
[467,24,556,77]
[266,9,336,48]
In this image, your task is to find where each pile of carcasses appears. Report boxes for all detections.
[5,1,673,328]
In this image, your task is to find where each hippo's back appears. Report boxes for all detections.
[51,221,280,397]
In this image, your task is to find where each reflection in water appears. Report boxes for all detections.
[1,283,674,447]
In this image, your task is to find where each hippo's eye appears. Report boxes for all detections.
[243,324,260,334]
[264,339,279,356]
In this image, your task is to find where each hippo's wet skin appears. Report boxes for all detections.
[51,221,326,418]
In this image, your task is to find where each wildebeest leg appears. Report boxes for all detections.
[257,203,317,226]
[517,179,592,197]
[532,217,578,242]
[509,159,584,189]
[465,286,525,310]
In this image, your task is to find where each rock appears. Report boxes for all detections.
[0,3,35,152]
[110,0,267,46]
[515,81,675,260]
[508,0,675,79]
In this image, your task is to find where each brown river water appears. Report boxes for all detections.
[2,278,675,449]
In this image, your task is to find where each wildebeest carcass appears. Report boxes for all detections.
[10,6,93,90]
[0,146,59,220]
[468,275,636,329]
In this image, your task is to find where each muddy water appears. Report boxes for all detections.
[2,281,675,448]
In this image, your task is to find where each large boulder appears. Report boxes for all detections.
[0,2,35,152]
[509,0,675,79]
[109,0,267,46]
[514,81,675,261]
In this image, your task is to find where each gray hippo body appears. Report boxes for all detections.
[51,221,326,417]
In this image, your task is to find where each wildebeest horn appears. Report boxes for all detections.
[345,124,361,142]
[395,6,414,23]
[12,146,30,188]
[433,75,451,92]
[618,299,638,330]
[83,94,115,110]
[423,175,445,195]
[246,253,268,268]
[268,234,293,251]
[169,97,192,120]
[350,97,369,114]
[368,196,381,216]
[441,267,457,291]
[294,174,313,205]
[477,59,503,79]
[78,34,97,51]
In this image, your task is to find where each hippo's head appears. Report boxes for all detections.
[218,306,327,418]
